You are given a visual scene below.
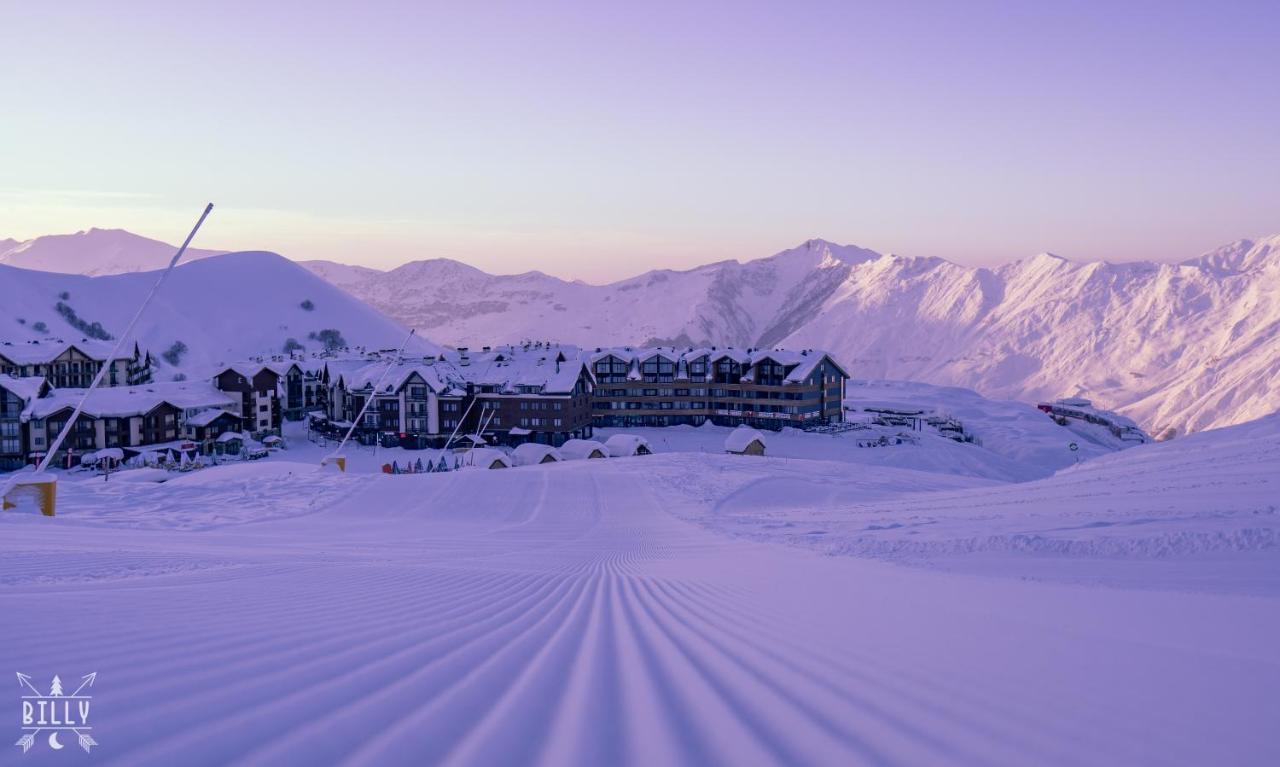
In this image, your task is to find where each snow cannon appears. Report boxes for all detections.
[1,472,57,517]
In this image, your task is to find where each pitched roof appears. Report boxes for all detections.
[724,425,767,452]
[25,382,236,420]
[603,433,651,456]
[0,339,133,366]
[511,443,564,465]
[559,439,608,459]
[185,408,240,427]
[0,375,47,403]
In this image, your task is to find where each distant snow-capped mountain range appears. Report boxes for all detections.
[300,235,1280,438]
[3,227,1277,437]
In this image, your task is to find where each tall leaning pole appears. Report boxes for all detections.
[1,204,215,516]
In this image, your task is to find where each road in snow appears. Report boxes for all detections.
[2,449,1279,766]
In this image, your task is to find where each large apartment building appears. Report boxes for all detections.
[307,343,846,449]
[316,344,594,449]
[0,339,152,388]
[591,347,847,430]
[0,376,238,470]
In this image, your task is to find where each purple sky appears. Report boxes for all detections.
[2,1,1278,281]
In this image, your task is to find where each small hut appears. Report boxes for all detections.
[604,434,652,457]
[465,448,511,470]
[559,439,609,460]
[511,443,564,466]
[724,425,766,456]
[216,431,245,456]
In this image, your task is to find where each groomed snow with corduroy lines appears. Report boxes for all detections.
[2,415,1279,765]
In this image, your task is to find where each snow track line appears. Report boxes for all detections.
[4,458,1278,766]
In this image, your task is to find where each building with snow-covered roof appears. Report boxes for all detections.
[0,376,49,470]
[311,344,595,450]
[560,439,608,460]
[590,346,847,431]
[184,409,245,452]
[1036,398,1150,444]
[0,338,152,388]
[212,365,283,437]
[460,447,511,470]
[724,425,767,455]
[8,380,235,468]
[603,433,652,457]
[511,442,564,466]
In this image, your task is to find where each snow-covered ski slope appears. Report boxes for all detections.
[2,415,1278,765]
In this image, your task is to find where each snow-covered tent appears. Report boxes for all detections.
[603,434,652,457]
[724,426,766,456]
[464,448,511,470]
[559,439,608,460]
[511,443,564,466]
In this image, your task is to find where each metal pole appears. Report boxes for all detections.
[324,328,415,466]
[37,203,213,474]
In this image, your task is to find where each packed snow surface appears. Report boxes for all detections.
[3,414,1278,765]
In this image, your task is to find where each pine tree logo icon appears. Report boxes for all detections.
[14,672,98,754]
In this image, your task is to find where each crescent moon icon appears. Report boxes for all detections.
[48,732,64,750]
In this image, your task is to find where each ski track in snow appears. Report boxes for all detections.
[3,457,1280,766]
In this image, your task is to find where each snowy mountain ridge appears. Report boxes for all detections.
[296,235,1280,438]
[0,228,226,276]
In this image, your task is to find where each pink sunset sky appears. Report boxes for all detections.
[2,1,1278,281]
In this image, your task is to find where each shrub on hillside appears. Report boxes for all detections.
[162,340,188,366]
[54,302,113,340]
[308,328,346,351]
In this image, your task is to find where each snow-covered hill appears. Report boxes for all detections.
[0,252,437,378]
[302,236,1280,438]
[0,228,225,276]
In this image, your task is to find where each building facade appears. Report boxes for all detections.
[213,366,283,437]
[0,340,151,388]
[0,380,236,470]
[591,347,847,430]
[314,345,595,449]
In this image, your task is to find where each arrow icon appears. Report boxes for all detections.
[15,673,41,696]
[70,673,97,697]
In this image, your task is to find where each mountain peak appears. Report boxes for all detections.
[0,228,225,276]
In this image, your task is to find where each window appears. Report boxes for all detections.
[259,404,269,412]
[553,418,562,427]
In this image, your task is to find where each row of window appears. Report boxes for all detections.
[598,401,820,414]
[597,388,823,400]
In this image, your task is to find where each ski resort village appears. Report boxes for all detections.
[2,236,1277,766]
[5,5,1280,761]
